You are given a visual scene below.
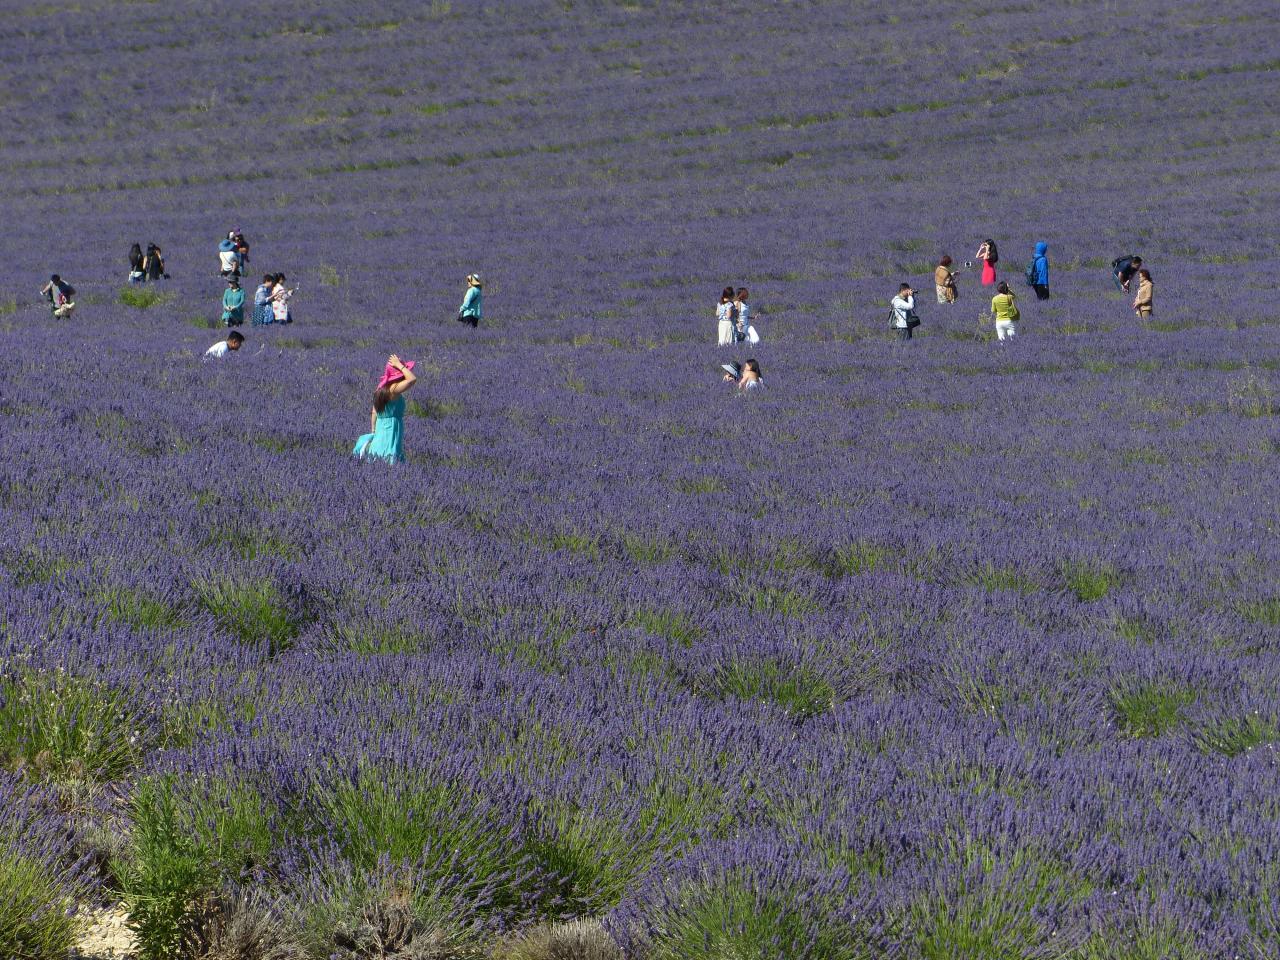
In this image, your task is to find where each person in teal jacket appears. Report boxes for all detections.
[353,355,417,463]
[221,278,245,327]
[457,273,482,327]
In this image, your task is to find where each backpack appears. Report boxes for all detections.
[1024,260,1036,287]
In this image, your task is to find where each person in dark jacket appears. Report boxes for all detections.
[129,243,145,283]
[1112,255,1142,292]
[1029,242,1050,300]
[143,242,167,282]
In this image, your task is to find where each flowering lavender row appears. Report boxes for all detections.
[2,0,1280,956]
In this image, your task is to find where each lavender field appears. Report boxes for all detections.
[4,1,1280,957]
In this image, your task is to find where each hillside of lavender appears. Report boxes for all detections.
[3,1,1280,958]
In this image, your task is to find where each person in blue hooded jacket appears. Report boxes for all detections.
[1028,242,1050,300]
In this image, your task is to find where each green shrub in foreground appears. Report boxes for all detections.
[0,849,83,960]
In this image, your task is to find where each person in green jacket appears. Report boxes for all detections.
[990,281,1019,341]
[221,278,245,327]
[457,273,482,327]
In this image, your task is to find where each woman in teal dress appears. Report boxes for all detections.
[221,278,245,327]
[353,355,417,463]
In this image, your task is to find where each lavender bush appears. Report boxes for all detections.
[2,0,1280,957]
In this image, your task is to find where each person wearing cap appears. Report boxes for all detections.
[458,273,483,327]
[221,278,245,327]
[721,358,763,392]
[354,355,417,463]
[204,331,244,359]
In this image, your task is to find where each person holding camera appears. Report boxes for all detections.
[934,256,958,304]
[891,283,920,341]
[990,281,1020,341]
[975,239,998,287]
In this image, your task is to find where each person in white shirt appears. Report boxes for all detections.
[204,331,244,358]
[891,283,920,341]
[716,286,736,346]
[734,287,751,343]
[721,358,764,392]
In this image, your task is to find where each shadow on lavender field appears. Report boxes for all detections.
[2,1,1280,958]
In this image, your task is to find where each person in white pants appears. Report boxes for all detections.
[990,281,1019,341]
[716,286,736,346]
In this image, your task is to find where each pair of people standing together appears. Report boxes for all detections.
[716,287,753,346]
[251,274,294,325]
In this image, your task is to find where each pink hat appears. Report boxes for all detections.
[376,360,414,390]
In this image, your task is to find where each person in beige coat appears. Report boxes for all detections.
[1132,269,1153,318]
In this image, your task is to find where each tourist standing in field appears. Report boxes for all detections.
[1027,242,1049,300]
[204,331,244,358]
[271,274,294,324]
[222,278,245,327]
[252,274,274,326]
[219,236,241,278]
[991,281,1019,341]
[975,239,998,287]
[458,273,483,327]
[891,283,920,340]
[934,256,957,303]
[1132,269,1153,319]
[129,243,145,283]
[354,355,417,463]
[230,229,250,267]
[1112,254,1142,292]
[716,287,735,346]
[41,275,76,318]
[143,242,167,282]
[734,287,752,343]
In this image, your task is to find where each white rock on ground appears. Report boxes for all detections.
[69,906,137,959]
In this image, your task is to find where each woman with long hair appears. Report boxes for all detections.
[128,243,144,283]
[143,242,166,282]
[716,286,736,346]
[271,273,294,324]
[354,355,417,463]
[1132,269,1153,319]
[934,255,957,303]
[975,239,998,287]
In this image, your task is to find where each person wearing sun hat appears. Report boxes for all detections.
[354,355,418,463]
[721,358,764,392]
[457,273,483,327]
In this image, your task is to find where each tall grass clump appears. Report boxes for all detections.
[0,669,152,784]
[0,777,92,959]
[119,287,172,309]
[0,849,84,959]
[194,576,305,654]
